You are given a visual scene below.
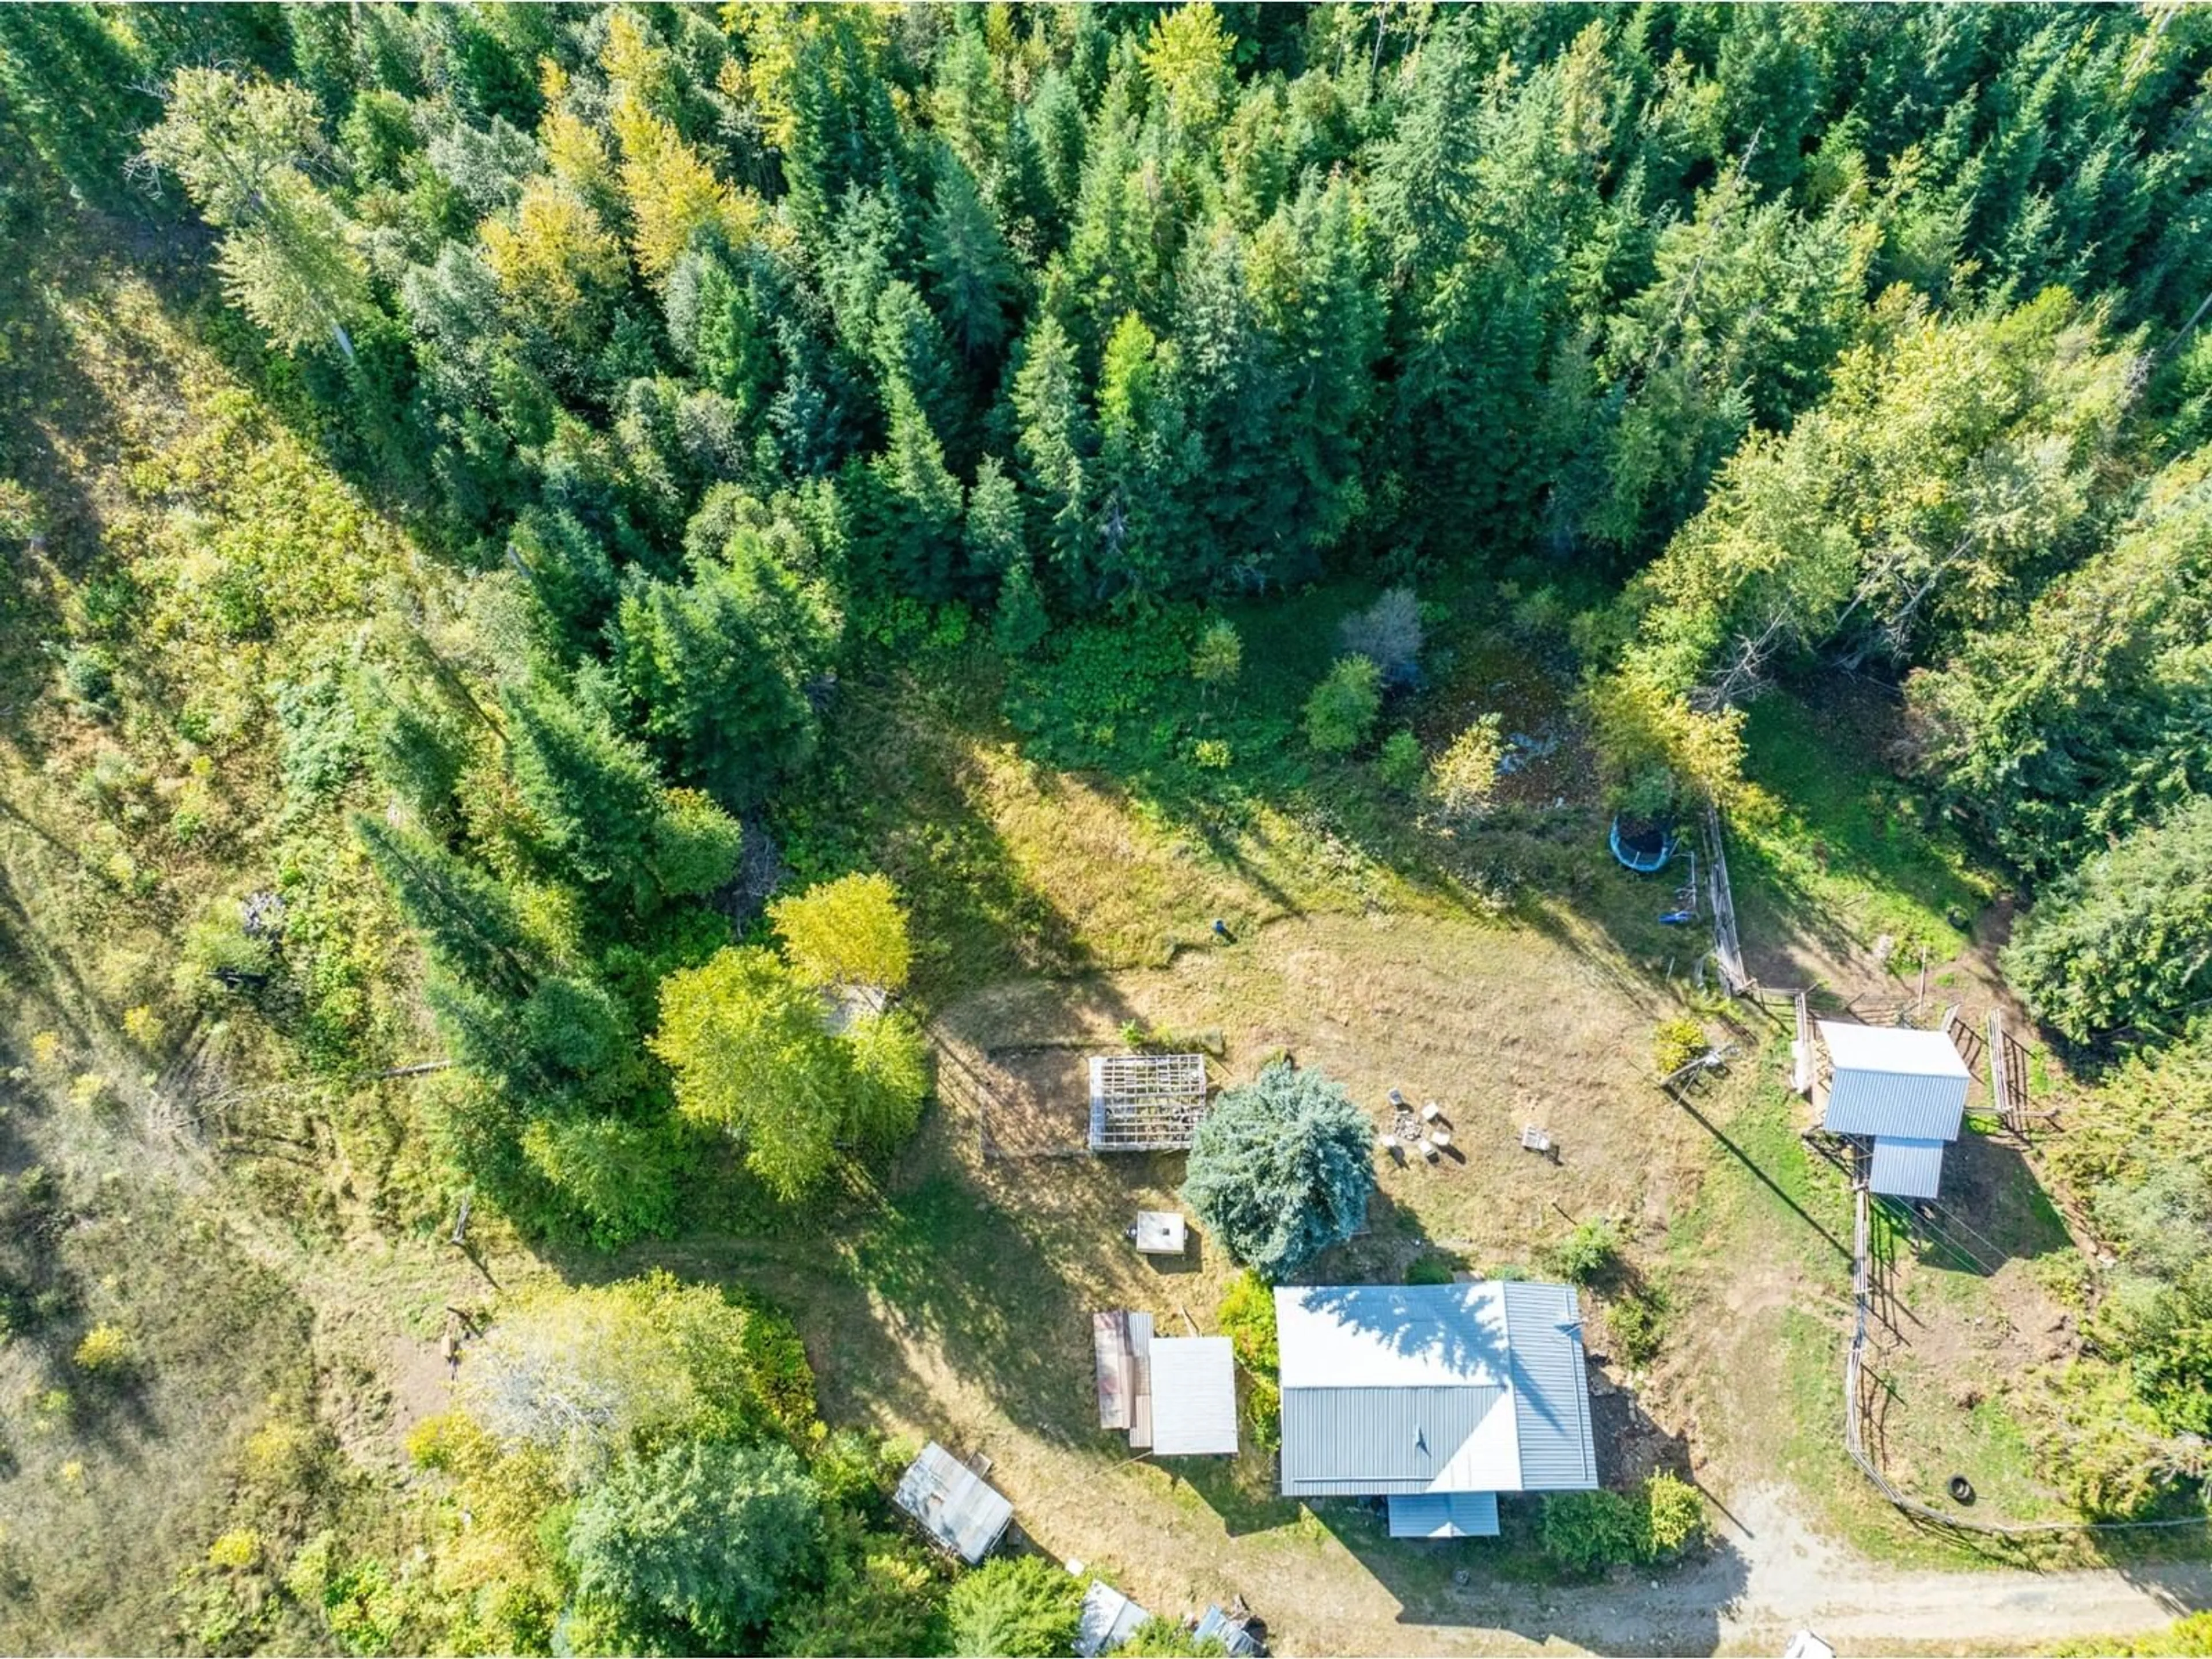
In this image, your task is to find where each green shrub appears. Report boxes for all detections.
[1547,1218,1623,1287]
[1539,1488,1645,1573]
[1606,1285,1668,1367]
[1405,1252,1458,1286]
[1652,1016,1707,1077]
[73,1322,134,1375]
[1119,1615,1228,1656]
[1302,656,1381,755]
[945,1555,1083,1658]
[1217,1270,1282,1452]
[1190,619,1242,694]
[1427,715,1506,821]
[1540,1474,1705,1575]
[1378,730,1425,791]
[1642,1470,1706,1558]
[2053,1609,2212,1657]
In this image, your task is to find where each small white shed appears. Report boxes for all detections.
[1815,1020,1972,1201]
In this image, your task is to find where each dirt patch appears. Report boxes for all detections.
[385,1332,457,1449]
[1416,634,1603,809]
[971,1047,1097,1157]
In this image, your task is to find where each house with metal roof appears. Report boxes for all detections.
[1812,1020,1972,1200]
[1272,1281,1599,1537]
[893,1441,1014,1563]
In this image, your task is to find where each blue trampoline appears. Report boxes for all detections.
[1609,815,1676,873]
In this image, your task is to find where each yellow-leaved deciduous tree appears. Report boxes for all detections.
[652,935,929,1201]
[601,10,764,278]
[1585,657,1751,813]
[1141,1,1236,145]
[1426,713,1507,823]
[843,1008,930,1149]
[451,1271,815,1484]
[768,872,914,998]
[536,61,620,209]
[653,946,845,1200]
[138,68,372,355]
[479,176,628,343]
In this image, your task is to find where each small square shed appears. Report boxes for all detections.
[893,1441,1013,1563]
[1094,1316,1238,1456]
[1089,1054,1210,1152]
[1149,1336,1240,1457]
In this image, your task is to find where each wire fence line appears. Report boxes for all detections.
[1845,1186,2209,1539]
[1701,799,1752,995]
[1694,796,2204,1537]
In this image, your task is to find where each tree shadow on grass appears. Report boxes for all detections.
[1310,1492,1749,1655]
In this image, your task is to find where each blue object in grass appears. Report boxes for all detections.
[1609,815,1676,873]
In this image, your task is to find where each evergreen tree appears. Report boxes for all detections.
[861,379,966,599]
[612,550,824,813]
[2005,796,2212,1044]
[1010,313,1097,597]
[923,149,1020,367]
[139,67,374,354]
[1182,1061,1373,1281]
[568,1438,821,1650]
[354,815,537,1001]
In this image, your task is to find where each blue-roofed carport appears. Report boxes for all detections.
[1387,1491,1501,1537]
[1869,1135,1947,1200]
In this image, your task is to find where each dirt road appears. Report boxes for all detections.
[1321,1485,2210,1656]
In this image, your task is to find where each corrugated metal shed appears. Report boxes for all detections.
[1869,1135,1947,1200]
[1075,1581,1150,1657]
[1501,1282,1600,1491]
[1817,1020,1970,1141]
[1274,1282,1597,1502]
[1149,1336,1238,1456]
[893,1441,1013,1564]
[1193,1606,1263,1657]
[1387,1491,1501,1537]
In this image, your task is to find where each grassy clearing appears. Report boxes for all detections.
[1731,687,1996,990]
[0,204,467,1646]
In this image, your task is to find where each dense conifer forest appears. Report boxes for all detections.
[7,5,2212,1653]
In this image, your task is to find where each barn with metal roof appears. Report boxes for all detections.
[1273,1281,1598,1537]
[1815,1020,1972,1200]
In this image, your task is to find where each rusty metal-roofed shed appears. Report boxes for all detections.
[1088,1054,1210,1152]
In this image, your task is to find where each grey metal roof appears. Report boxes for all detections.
[1279,1384,1507,1495]
[1274,1281,1597,1498]
[1075,1581,1149,1657]
[893,1441,1013,1563]
[1869,1135,1948,1200]
[1149,1336,1238,1456]
[1501,1281,1601,1491]
[1817,1021,1969,1141]
[1387,1491,1501,1537]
